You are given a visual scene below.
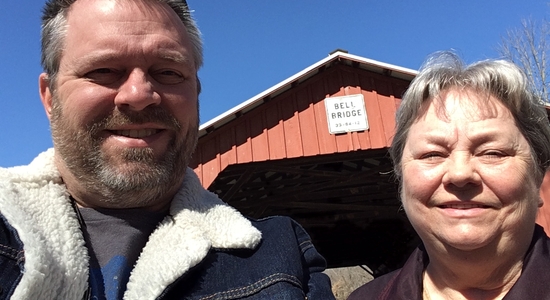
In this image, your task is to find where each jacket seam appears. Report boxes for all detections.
[198,273,303,300]
[0,244,23,261]
[298,239,314,253]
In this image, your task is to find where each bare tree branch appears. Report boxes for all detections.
[498,18,550,103]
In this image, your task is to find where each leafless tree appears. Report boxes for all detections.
[498,18,550,103]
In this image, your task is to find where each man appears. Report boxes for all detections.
[0,0,335,299]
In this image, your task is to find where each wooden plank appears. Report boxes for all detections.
[296,87,320,156]
[200,136,220,188]
[265,101,286,159]
[235,119,252,163]
[347,70,366,151]
[250,110,269,162]
[311,77,337,155]
[219,126,237,171]
[378,94,397,147]
[361,78,386,149]
[282,94,304,158]
[190,147,204,186]
[218,148,390,174]
[221,168,256,200]
[340,69,363,151]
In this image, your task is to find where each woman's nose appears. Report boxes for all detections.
[442,152,482,188]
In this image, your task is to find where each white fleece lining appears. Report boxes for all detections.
[0,149,89,300]
[124,169,262,300]
[0,149,262,300]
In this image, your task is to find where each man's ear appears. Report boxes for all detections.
[39,73,53,120]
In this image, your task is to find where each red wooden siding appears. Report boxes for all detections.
[191,64,409,188]
[190,58,550,236]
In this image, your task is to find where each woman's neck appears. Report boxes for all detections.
[422,246,526,300]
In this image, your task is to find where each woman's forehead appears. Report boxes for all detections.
[418,88,511,123]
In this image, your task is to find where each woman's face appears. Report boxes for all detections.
[401,89,541,254]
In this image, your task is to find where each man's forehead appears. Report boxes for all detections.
[64,0,188,40]
[67,0,178,21]
[59,0,195,70]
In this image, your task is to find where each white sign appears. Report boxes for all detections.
[324,94,369,134]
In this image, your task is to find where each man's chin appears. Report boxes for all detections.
[111,160,159,173]
[97,161,165,186]
[101,148,165,169]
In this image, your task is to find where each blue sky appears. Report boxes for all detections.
[1,0,548,167]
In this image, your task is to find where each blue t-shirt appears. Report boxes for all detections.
[79,207,166,300]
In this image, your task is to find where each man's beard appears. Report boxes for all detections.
[50,98,198,208]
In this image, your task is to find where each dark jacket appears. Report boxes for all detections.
[0,149,335,300]
[348,225,550,300]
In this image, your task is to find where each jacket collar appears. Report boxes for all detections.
[0,149,89,300]
[125,158,262,299]
[1,149,262,300]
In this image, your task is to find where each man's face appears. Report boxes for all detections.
[40,0,199,210]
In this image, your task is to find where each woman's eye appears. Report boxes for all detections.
[482,151,506,159]
[420,152,444,160]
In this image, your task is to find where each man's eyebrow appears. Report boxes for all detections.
[72,50,193,68]
[71,52,116,68]
[157,50,192,65]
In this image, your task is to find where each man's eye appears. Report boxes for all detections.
[94,68,112,74]
[84,68,122,85]
[152,69,185,85]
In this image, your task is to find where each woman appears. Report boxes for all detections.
[349,52,550,300]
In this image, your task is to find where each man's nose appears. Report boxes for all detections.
[114,69,161,111]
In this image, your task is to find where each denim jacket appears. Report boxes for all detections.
[0,149,334,300]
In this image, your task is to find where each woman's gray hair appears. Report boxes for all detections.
[390,51,550,184]
[40,0,203,90]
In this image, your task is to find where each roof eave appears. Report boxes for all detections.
[198,51,418,137]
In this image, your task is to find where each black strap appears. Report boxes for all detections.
[69,196,92,300]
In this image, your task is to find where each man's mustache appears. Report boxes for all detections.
[86,107,182,135]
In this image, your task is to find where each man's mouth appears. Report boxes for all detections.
[112,129,161,138]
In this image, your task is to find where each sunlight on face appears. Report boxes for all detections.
[400,89,539,254]
[49,0,199,209]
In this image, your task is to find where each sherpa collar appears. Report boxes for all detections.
[0,149,262,300]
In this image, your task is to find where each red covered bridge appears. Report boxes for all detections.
[190,50,550,275]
